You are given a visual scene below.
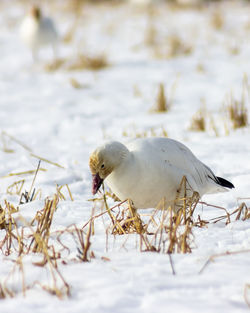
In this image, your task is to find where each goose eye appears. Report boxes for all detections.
[101,164,105,169]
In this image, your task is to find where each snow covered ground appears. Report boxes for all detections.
[0,0,250,312]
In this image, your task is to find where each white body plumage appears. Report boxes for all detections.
[89,138,234,209]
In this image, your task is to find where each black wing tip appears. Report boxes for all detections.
[216,176,235,189]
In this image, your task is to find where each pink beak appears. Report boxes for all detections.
[92,173,103,195]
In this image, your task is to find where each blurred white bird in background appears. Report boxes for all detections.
[20,6,58,62]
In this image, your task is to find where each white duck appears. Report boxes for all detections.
[89,138,234,209]
[20,6,58,61]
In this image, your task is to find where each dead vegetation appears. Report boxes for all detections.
[189,75,249,136]
[150,81,177,113]
[189,106,207,132]
[245,284,250,308]
[0,160,93,299]
[188,103,219,136]
[122,125,168,138]
[155,83,168,112]
[44,54,108,72]
[199,200,250,225]
[91,176,250,256]
[0,189,94,299]
[88,172,250,259]
[152,34,193,60]
[167,35,193,58]
[210,10,224,30]
[221,76,249,131]
[0,160,250,300]
[225,93,248,129]
[199,249,250,275]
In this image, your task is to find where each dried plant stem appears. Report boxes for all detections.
[199,249,250,274]
[128,200,144,234]
[27,160,41,201]
[30,153,65,169]
[1,131,32,152]
[168,254,176,275]
[1,169,46,179]
[244,284,250,308]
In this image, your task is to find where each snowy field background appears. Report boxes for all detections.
[0,0,250,312]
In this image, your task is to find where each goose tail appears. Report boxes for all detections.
[216,176,235,189]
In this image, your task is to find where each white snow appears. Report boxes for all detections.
[0,1,250,312]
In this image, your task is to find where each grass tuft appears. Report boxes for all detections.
[122,125,168,138]
[189,106,207,132]
[45,54,108,72]
[226,94,248,129]
[67,54,108,71]
[167,35,193,58]
[210,10,224,30]
[149,83,173,113]
[156,83,168,112]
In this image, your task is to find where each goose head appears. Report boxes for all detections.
[89,141,129,195]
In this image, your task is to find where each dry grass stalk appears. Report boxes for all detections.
[27,198,70,298]
[1,132,64,172]
[29,194,59,253]
[45,54,108,72]
[225,77,249,129]
[0,185,82,298]
[245,284,250,308]
[44,58,66,72]
[155,83,168,112]
[209,116,220,137]
[211,10,224,30]
[122,125,168,138]
[69,77,84,89]
[1,168,47,179]
[30,153,65,169]
[109,200,145,235]
[0,283,10,298]
[128,200,144,234]
[67,54,108,71]
[7,180,25,196]
[56,184,74,201]
[150,79,178,113]
[199,201,250,224]
[137,199,198,254]
[18,161,42,204]
[145,3,157,46]
[189,107,206,132]
[98,176,199,254]
[0,282,15,299]
[1,131,32,152]
[0,201,20,255]
[145,177,199,254]
[82,199,128,230]
[75,221,93,262]
[227,95,248,129]
[0,132,14,153]
[199,249,250,274]
[94,186,145,235]
[167,35,193,58]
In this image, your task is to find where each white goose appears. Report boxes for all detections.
[89,138,234,209]
[20,6,58,61]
